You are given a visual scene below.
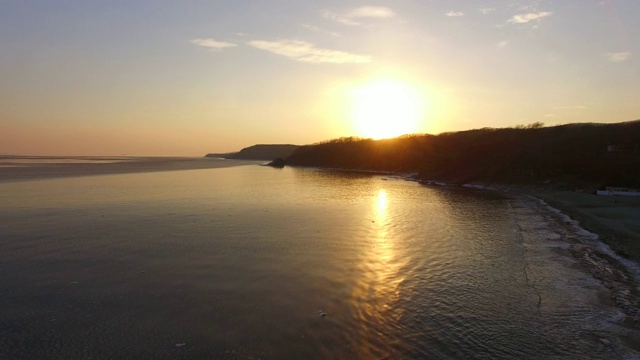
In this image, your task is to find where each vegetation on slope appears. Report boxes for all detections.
[286,121,640,189]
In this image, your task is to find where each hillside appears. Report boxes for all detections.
[285,121,640,190]
[206,144,299,161]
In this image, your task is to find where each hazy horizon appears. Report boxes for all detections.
[2,118,640,159]
[2,1,639,156]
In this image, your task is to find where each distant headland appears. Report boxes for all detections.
[205,144,299,161]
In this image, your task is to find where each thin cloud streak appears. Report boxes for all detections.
[302,24,340,37]
[248,39,371,64]
[480,7,495,15]
[604,52,631,62]
[323,6,395,26]
[446,11,464,17]
[190,38,237,50]
[552,105,586,110]
[508,11,552,24]
[349,6,395,19]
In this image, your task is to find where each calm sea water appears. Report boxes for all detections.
[0,161,638,359]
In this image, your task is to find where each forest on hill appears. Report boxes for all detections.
[285,121,640,189]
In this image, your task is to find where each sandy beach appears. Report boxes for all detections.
[469,181,640,265]
[429,181,640,341]
[526,190,640,349]
[536,191,640,264]
[0,156,259,183]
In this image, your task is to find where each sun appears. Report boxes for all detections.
[349,79,424,139]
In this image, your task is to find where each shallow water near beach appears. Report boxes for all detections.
[1,160,639,359]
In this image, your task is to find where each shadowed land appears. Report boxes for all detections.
[285,121,640,190]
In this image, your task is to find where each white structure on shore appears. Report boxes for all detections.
[596,187,640,196]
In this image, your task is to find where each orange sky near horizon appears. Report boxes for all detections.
[2,1,639,156]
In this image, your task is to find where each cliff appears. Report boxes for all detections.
[206,144,299,161]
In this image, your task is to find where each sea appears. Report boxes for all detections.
[1,157,639,359]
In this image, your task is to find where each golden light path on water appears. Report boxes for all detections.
[349,188,410,358]
[1,164,637,358]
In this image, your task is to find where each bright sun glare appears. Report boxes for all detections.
[350,79,424,139]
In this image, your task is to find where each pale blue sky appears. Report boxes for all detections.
[1,1,638,155]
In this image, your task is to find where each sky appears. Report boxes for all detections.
[1,0,639,156]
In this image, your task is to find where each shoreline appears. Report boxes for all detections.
[416,177,640,332]
[418,179,640,265]
[532,195,640,343]
[514,195,640,351]
[496,185,640,334]
[533,191,640,264]
[531,191,640,331]
[291,167,640,267]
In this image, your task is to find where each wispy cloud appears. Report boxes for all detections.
[302,24,340,37]
[190,38,237,50]
[350,6,395,18]
[508,11,552,24]
[248,39,371,64]
[480,7,495,15]
[497,41,508,49]
[323,6,395,26]
[552,105,586,110]
[546,105,586,118]
[604,52,631,62]
[446,11,464,17]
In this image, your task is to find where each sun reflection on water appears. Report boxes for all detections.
[348,187,407,358]
[375,189,388,241]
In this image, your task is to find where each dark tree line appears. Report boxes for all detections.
[286,121,640,188]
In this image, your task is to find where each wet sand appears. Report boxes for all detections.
[455,182,640,341]
[526,190,640,350]
[510,195,640,354]
[535,191,640,263]
[0,157,259,183]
